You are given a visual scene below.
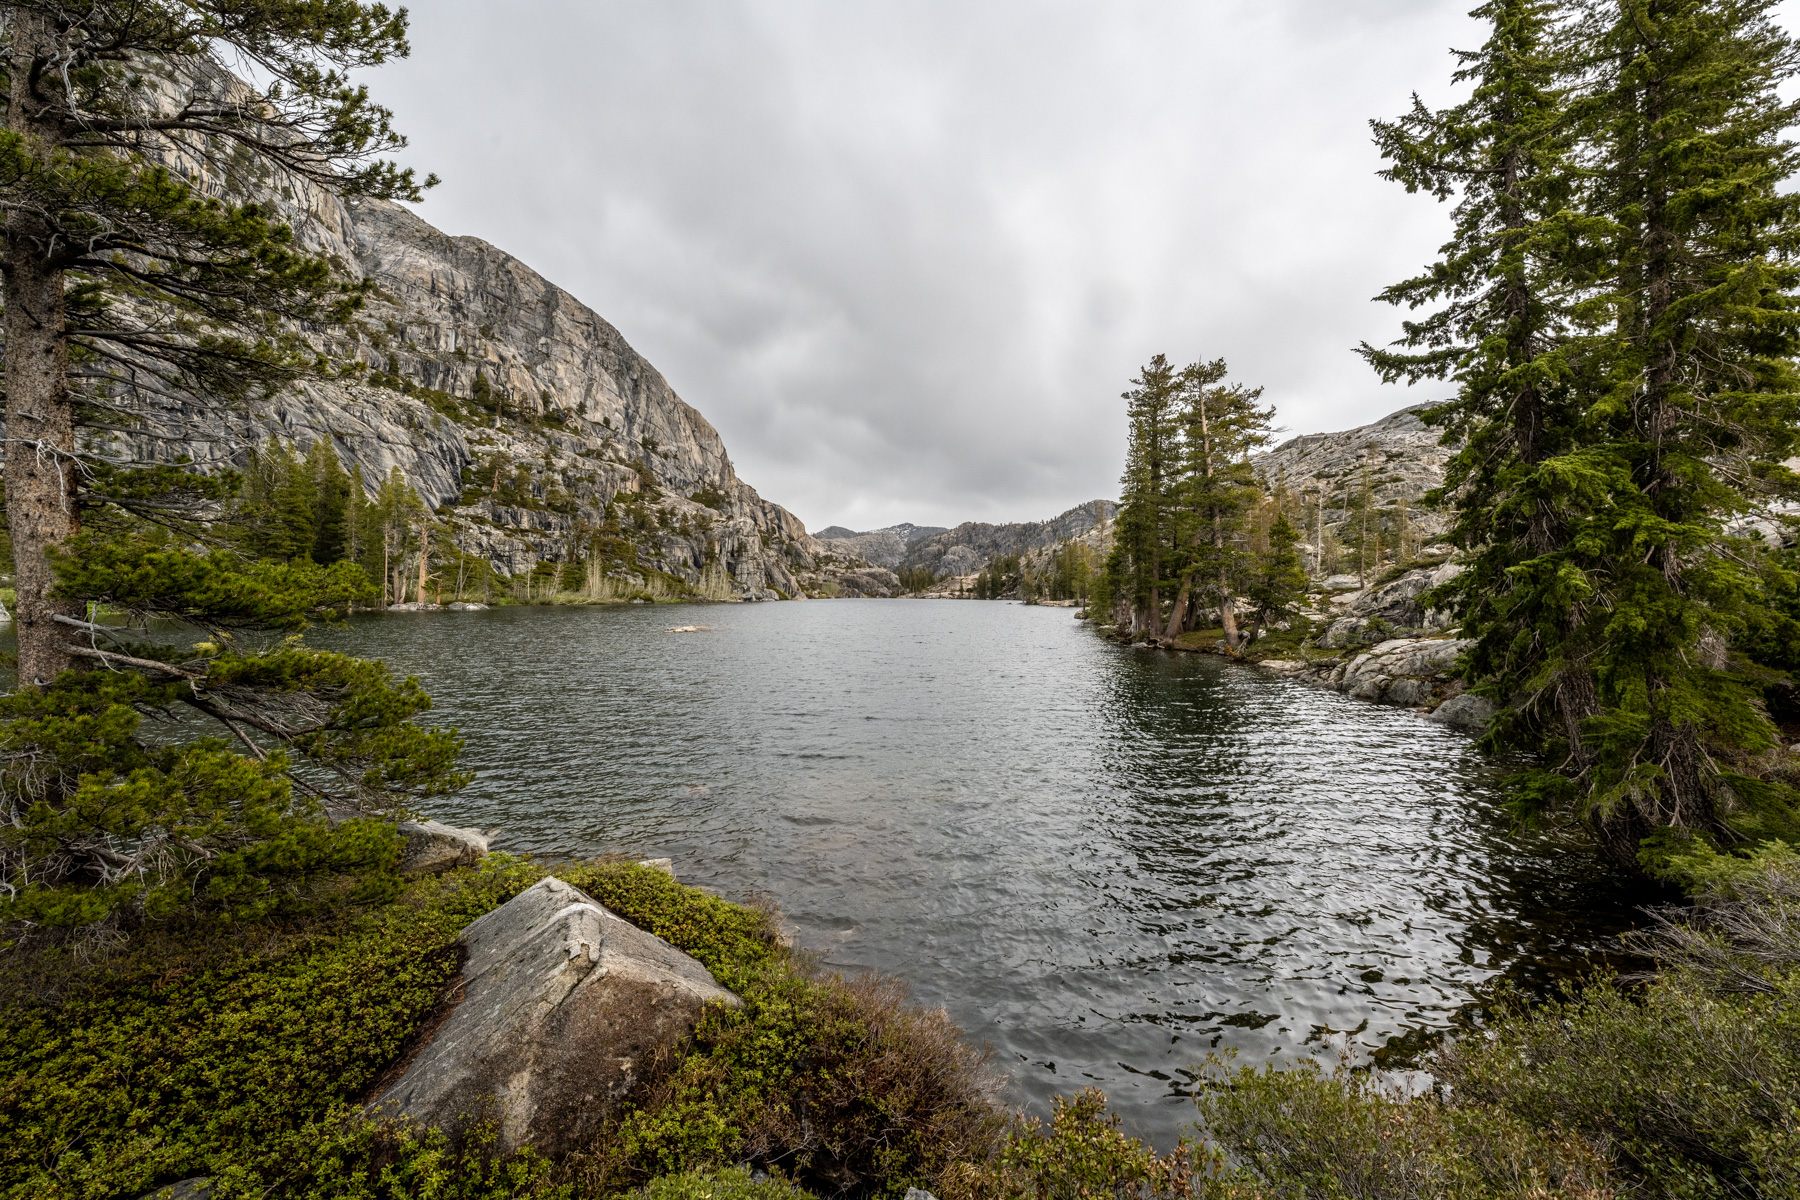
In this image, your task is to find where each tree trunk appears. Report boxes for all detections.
[1218,568,1239,649]
[416,518,430,604]
[4,9,79,687]
[1163,581,1189,641]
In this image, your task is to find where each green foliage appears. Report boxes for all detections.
[53,529,377,633]
[0,638,466,937]
[896,566,937,595]
[1109,355,1276,642]
[211,1110,566,1200]
[1368,0,1800,876]
[0,860,542,1200]
[1187,860,1800,1199]
[974,555,1022,600]
[633,1167,813,1199]
[939,1089,1208,1200]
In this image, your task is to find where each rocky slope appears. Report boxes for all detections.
[97,61,842,601]
[813,522,947,570]
[1250,404,1456,548]
[898,501,1118,578]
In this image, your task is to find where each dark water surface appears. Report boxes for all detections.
[304,599,1651,1144]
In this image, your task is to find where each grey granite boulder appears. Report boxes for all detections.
[373,876,739,1156]
[397,820,491,875]
[1428,692,1496,734]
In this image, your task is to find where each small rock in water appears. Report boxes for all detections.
[664,624,712,632]
[446,601,490,611]
[639,857,675,878]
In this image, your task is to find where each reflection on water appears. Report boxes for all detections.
[285,600,1652,1143]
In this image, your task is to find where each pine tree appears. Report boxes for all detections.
[308,439,353,564]
[1244,511,1310,642]
[1163,359,1273,645]
[1115,356,1182,633]
[0,0,432,685]
[0,7,462,938]
[1371,0,1800,879]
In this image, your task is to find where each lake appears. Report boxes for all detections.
[307,598,1654,1145]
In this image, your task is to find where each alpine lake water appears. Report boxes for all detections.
[107,600,1671,1146]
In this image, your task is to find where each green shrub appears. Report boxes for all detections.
[566,867,1004,1198]
[1189,861,1800,1200]
[938,1088,1208,1200]
[1195,1059,1607,1199]
[0,859,539,1200]
[634,1166,814,1199]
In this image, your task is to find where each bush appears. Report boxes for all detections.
[1189,860,1800,1200]
[938,1089,1209,1200]
[634,1166,814,1199]
[0,858,540,1200]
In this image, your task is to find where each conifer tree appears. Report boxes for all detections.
[1244,511,1310,643]
[0,7,460,940]
[308,439,353,564]
[1115,356,1182,632]
[0,0,433,685]
[1371,0,1800,877]
[1163,359,1272,645]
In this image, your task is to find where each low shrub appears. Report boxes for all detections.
[634,1166,815,1199]
[0,857,541,1200]
[1188,860,1800,1200]
[581,959,1004,1198]
[937,1088,1209,1200]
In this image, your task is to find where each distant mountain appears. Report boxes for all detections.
[814,521,951,569]
[899,501,1117,578]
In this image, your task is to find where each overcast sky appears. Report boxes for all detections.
[367,1,1795,532]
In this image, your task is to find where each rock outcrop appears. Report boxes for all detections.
[814,523,948,570]
[1257,636,1481,726]
[1319,558,1462,648]
[1250,405,1454,530]
[397,820,492,876]
[899,501,1117,577]
[77,59,851,601]
[375,876,739,1156]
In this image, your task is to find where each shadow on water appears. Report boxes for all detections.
[12,601,1665,1145]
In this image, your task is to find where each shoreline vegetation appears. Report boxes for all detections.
[3,2,1800,1199]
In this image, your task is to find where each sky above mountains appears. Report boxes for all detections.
[372,1,1797,531]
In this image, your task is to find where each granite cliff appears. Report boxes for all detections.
[100,61,841,601]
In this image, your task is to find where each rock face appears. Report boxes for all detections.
[832,567,904,598]
[899,501,1118,577]
[814,523,948,570]
[89,61,845,601]
[374,876,739,1156]
[1319,560,1463,648]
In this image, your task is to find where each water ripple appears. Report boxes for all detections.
[310,600,1658,1145]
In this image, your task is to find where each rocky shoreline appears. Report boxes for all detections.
[1090,551,1496,735]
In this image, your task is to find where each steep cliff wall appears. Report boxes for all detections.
[1249,404,1454,542]
[98,62,832,601]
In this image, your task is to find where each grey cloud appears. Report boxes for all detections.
[368,1,1504,529]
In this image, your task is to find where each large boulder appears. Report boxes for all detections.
[1321,561,1462,648]
[373,876,739,1155]
[397,820,491,875]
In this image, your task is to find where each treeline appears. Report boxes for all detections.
[1362,0,1800,884]
[235,438,493,606]
[1095,355,1309,646]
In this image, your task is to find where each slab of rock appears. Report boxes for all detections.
[397,820,491,875]
[373,876,739,1156]
[1428,692,1496,733]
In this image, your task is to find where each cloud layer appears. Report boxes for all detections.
[372,1,1515,528]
